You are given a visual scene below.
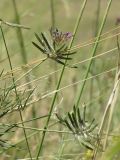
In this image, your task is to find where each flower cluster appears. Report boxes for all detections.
[50,28,73,44]
[32,27,77,67]
[56,105,99,150]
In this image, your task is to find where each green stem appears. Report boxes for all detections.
[36,0,88,159]
[89,0,101,114]
[94,0,101,37]
[57,134,66,160]
[75,0,113,109]
[50,0,55,28]
[0,25,32,160]
[12,0,40,128]
[12,0,27,64]
[0,123,73,134]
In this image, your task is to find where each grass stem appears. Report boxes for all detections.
[75,0,113,109]
[0,25,32,160]
[35,0,88,159]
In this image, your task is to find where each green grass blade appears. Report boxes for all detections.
[75,0,113,109]
[35,0,88,159]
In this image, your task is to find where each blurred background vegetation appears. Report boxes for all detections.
[0,0,120,159]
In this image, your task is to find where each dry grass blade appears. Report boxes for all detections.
[93,70,120,158]
[102,36,120,151]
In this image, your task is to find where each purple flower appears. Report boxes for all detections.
[50,28,72,44]
[32,28,77,68]
[63,32,73,41]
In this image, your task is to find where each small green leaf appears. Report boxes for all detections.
[41,33,52,51]
[68,112,76,129]
[62,51,76,56]
[57,55,72,60]
[32,42,45,53]
[77,108,83,125]
[83,105,86,123]
[56,44,66,53]
[72,112,79,129]
[35,33,45,47]
[64,119,75,133]
[55,59,66,66]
